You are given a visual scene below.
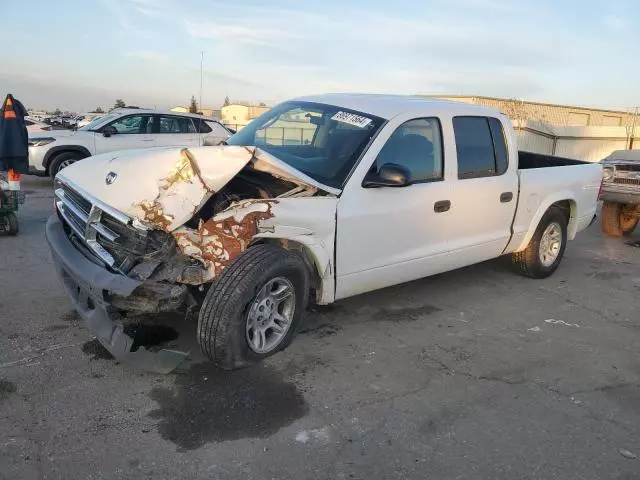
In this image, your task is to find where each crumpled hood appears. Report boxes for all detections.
[57,145,336,231]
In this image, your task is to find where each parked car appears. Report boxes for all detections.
[77,114,104,128]
[600,149,640,236]
[28,108,232,177]
[45,94,601,372]
[25,118,52,132]
[47,116,63,126]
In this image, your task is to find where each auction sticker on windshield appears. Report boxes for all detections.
[331,111,372,128]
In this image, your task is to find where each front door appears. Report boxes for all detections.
[336,117,455,300]
[94,114,154,154]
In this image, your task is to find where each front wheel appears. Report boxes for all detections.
[512,206,568,279]
[49,152,83,178]
[198,244,310,370]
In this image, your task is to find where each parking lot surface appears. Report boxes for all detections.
[1,177,639,480]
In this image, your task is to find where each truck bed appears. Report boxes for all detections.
[504,151,602,254]
[518,151,588,169]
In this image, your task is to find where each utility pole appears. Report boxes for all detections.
[199,51,204,113]
[628,107,638,150]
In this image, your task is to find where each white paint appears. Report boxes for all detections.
[544,319,580,328]
[528,326,542,332]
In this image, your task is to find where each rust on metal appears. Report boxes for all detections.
[133,149,217,232]
[172,199,277,283]
[136,200,173,231]
[159,149,198,192]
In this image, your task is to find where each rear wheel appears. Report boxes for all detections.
[197,244,310,370]
[49,152,84,178]
[601,201,638,237]
[512,207,568,279]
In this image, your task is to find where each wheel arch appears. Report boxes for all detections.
[44,146,92,174]
[250,236,334,305]
[512,193,578,253]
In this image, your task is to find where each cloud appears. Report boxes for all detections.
[125,50,172,64]
[99,0,155,38]
[183,20,294,46]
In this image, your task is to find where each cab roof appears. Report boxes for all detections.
[292,93,503,120]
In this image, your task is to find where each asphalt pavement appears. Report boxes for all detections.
[1,176,639,480]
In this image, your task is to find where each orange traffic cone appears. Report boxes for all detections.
[3,97,16,119]
[7,168,20,191]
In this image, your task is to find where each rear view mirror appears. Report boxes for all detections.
[102,126,117,137]
[362,163,411,188]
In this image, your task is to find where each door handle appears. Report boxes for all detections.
[434,200,451,213]
[500,192,513,203]
[142,138,154,142]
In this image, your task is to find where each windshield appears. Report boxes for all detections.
[226,101,383,188]
[78,113,118,131]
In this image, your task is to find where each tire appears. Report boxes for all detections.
[48,152,84,178]
[198,244,310,370]
[6,212,18,235]
[512,206,568,279]
[600,201,637,237]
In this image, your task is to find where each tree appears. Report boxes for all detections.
[189,95,198,114]
[92,106,105,113]
[53,108,62,115]
[223,95,231,107]
[112,99,126,110]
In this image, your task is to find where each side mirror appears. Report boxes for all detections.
[102,126,117,137]
[362,163,411,188]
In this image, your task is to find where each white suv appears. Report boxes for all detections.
[28,108,232,177]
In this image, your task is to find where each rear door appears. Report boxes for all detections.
[94,114,154,154]
[200,120,231,146]
[446,116,518,261]
[153,115,200,148]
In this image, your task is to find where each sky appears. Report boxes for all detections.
[1,0,639,112]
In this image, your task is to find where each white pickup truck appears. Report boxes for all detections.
[45,94,602,372]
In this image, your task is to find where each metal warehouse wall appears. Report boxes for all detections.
[434,95,638,127]
[513,121,640,162]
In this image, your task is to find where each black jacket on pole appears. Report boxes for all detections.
[0,94,29,174]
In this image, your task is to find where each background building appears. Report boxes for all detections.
[170,106,221,119]
[428,95,640,162]
[220,103,270,130]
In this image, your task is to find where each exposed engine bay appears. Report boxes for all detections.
[116,161,322,301]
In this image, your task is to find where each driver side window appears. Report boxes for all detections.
[374,118,443,183]
[108,115,152,134]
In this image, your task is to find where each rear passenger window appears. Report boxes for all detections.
[158,116,195,134]
[453,116,509,179]
[488,118,508,175]
[193,119,212,133]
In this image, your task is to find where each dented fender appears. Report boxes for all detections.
[171,197,338,302]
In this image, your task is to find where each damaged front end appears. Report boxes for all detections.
[51,145,336,372]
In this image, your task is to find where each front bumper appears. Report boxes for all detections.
[28,146,46,173]
[45,216,189,373]
[600,189,640,205]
